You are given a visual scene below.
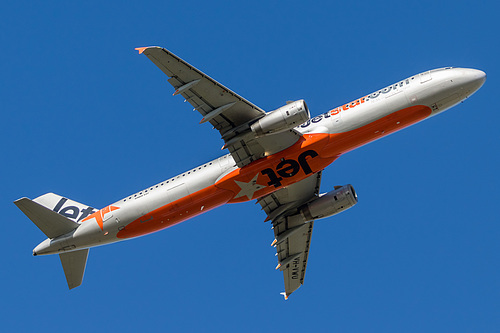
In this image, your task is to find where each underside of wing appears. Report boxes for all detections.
[137,46,304,167]
[138,46,265,132]
[257,172,322,299]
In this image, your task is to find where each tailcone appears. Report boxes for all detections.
[33,238,52,256]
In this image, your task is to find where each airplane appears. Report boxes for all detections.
[14,46,486,299]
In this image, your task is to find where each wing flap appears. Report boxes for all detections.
[281,221,314,293]
[274,211,314,297]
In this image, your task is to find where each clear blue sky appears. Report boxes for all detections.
[2,1,498,332]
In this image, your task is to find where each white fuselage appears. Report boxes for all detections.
[34,67,486,255]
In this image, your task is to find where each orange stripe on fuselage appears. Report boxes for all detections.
[322,105,432,157]
[117,105,432,238]
[82,205,120,230]
[116,185,234,238]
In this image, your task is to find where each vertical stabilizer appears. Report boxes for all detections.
[59,249,89,289]
[33,193,97,223]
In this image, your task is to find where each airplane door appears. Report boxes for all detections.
[219,154,231,169]
[167,183,192,211]
[167,183,190,202]
[419,71,432,83]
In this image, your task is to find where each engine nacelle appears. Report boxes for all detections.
[251,100,310,136]
[299,185,358,221]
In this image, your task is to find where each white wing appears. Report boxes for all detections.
[257,172,322,299]
[138,46,301,167]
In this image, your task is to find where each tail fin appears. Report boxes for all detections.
[33,193,97,223]
[59,249,89,289]
[14,198,80,238]
[14,195,91,290]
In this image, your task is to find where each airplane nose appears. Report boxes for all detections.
[462,68,486,95]
[470,69,486,85]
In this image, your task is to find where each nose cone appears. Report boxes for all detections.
[461,68,486,96]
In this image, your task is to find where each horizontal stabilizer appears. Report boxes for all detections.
[59,249,89,289]
[14,198,80,239]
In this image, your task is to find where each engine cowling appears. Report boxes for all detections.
[251,100,310,136]
[299,185,358,221]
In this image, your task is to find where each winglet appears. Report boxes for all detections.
[280,292,289,300]
[135,47,148,54]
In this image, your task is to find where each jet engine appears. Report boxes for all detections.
[299,184,357,221]
[251,100,310,136]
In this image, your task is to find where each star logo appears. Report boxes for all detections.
[234,173,267,200]
[82,205,120,230]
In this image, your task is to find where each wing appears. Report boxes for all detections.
[137,46,301,167]
[257,171,322,299]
